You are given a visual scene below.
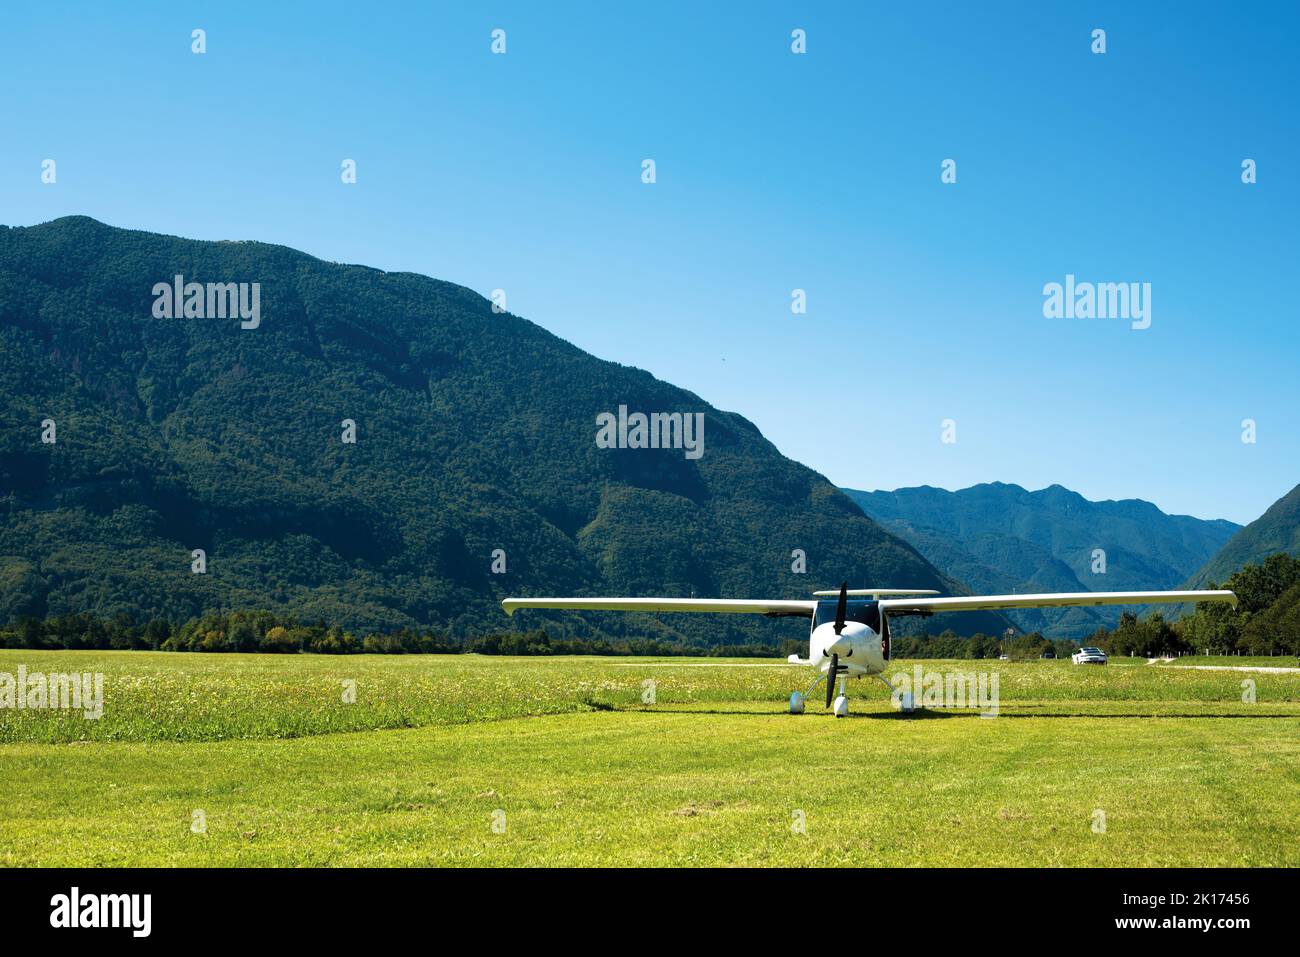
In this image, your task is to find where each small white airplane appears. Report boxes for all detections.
[501,584,1237,716]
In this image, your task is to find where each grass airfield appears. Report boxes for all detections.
[2,650,1297,866]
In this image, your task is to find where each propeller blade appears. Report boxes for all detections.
[826,653,838,708]
[833,581,848,635]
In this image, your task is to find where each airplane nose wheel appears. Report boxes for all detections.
[832,675,849,717]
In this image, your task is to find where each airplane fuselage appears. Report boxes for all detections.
[809,621,884,676]
[806,599,887,678]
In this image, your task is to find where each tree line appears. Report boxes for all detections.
[0,609,784,658]
[3,552,1296,659]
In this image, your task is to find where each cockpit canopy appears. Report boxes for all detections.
[812,599,880,631]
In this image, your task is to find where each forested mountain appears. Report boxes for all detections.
[1184,483,1300,588]
[0,216,1007,645]
[843,483,1239,636]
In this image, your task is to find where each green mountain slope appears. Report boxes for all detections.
[843,483,1239,636]
[1185,483,1300,587]
[0,216,1007,644]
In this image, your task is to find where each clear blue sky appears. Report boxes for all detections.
[3,1,1295,524]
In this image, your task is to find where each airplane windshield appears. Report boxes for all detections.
[813,599,880,631]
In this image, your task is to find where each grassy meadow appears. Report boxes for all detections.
[1,650,1297,866]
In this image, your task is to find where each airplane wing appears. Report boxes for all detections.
[812,589,940,597]
[877,590,1237,615]
[501,597,818,618]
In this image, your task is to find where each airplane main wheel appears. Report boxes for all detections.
[789,692,805,714]
[833,695,848,718]
[897,691,916,714]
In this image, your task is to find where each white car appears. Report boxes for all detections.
[1072,646,1108,665]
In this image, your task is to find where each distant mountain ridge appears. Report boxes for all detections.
[0,216,1009,644]
[1185,483,1300,587]
[843,483,1240,636]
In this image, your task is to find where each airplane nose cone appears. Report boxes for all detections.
[824,635,853,657]
[820,622,867,658]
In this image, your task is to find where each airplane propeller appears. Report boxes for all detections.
[825,653,838,708]
[824,582,850,708]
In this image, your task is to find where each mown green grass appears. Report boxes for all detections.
[4,651,1298,744]
[1,651,1297,866]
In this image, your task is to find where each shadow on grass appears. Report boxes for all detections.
[608,705,1300,721]
[614,705,959,720]
[969,711,1300,720]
